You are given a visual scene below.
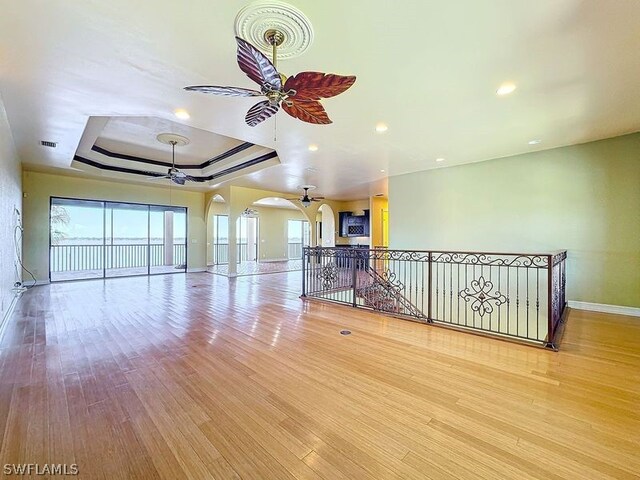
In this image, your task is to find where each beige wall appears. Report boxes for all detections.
[389,132,640,307]
[0,94,22,322]
[206,202,307,262]
[253,206,307,261]
[22,170,207,281]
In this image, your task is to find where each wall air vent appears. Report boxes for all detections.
[40,140,57,148]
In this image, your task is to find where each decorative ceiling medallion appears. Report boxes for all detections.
[234,0,314,60]
[156,133,190,147]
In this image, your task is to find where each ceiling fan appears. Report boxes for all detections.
[287,185,324,208]
[185,32,356,126]
[149,134,199,185]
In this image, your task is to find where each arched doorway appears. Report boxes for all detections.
[318,204,336,247]
[206,194,229,269]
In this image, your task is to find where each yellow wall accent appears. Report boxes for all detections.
[22,170,207,281]
[336,199,371,245]
[370,196,389,248]
[389,132,640,307]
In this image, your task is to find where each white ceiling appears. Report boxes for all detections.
[97,117,243,163]
[1,0,639,200]
[71,115,279,189]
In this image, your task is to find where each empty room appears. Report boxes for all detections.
[0,1,639,479]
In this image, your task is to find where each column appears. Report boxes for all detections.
[164,210,174,266]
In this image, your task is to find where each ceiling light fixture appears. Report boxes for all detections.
[436,158,445,162]
[308,144,318,152]
[380,169,385,173]
[375,123,388,133]
[528,139,541,145]
[174,109,191,120]
[496,83,516,96]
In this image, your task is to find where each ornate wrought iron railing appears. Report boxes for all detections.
[302,247,568,349]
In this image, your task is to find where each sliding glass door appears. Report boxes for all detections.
[211,214,229,265]
[287,220,310,259]
[105,202,149,278]
[150,206,187,275]
[50,198,105,282]
[49,197,187,282]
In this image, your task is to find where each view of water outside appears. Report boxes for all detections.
[50,199,188,279]
[51,203,186,246]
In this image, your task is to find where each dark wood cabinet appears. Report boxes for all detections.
[339,209,370,237]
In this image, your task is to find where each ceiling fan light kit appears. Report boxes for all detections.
[150,133,198,185]
[287,185,325,208]
[185,1,356,127]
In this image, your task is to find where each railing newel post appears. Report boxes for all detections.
[545,254,555,349]
[301,246,307,297]
[427,251,433,323]
[351,249,358,308]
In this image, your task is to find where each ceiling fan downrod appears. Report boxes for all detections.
[264,29,285,69]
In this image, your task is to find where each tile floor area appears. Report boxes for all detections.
[207,260,302,276]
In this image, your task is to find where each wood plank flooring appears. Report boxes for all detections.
[0,272,638,479]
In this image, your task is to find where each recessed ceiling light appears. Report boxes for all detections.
[528,139,541,145]
[375,123,388,133]
[308,144,318,152]
[380,169,385,173]
[496,83,516,96]
[436,158,445,162]
[174,109,190,120]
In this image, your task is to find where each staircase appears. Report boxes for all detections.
[355,267,426,320]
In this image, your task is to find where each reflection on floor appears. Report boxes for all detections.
[3,272,639,478]
[208,260,302,276]
[50,265,185,281]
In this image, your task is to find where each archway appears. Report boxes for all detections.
[217,196,310,276]
[206,194,229,269]
[318,204,336,247]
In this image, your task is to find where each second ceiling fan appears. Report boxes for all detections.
[185,31,356,127]
[287,185,324,208]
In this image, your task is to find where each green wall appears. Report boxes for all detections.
[0,94,22,321]
[389,133,640,307]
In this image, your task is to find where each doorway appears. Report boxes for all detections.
[237,216,259,263]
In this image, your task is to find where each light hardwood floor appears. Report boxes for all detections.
[0,272,638,479]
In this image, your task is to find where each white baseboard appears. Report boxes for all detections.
[0,292,21,340]
[34,280,49,286]
[568,301,640,317]
[260,257,289,263]
[187,267,207,273]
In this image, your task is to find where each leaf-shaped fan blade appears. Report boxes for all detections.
[282,99,332,125]
[284,72,356,100]
[184,85,262,97]
[236,36,281,91]
[245,100,280,127]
